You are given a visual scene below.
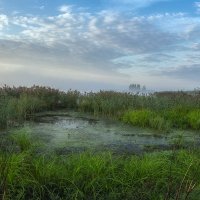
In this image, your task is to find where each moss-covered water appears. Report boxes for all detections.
[23,111,200,155]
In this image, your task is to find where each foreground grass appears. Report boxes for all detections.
[0,131,200,200]
[1,150,200,200]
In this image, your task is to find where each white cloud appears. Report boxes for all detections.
[0,14,8,30]
[195,2,200,13]
[0,5,200,90]
[0,63,24,73]
[58,5,72,13]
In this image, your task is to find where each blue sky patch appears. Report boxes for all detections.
[0,0,199,90]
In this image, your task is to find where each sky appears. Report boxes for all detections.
[0,0,200,91]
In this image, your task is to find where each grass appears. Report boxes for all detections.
[0,85,80,128]
[188,110,200,130]
[1,142,200,199]
[1,85,200,131]
[122,108,200,132]
[122,110,171,132]
[11,129,33,152]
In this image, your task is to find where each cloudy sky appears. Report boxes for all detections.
[0,0,200,91]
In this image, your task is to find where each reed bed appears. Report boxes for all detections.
[0,85,200,130]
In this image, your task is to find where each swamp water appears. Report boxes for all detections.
[22,111,200,155]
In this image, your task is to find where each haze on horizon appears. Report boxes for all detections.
[0,0,200,91]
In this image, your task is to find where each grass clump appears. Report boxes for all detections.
[187,110,200,130]
[163,107,189,129]
[149,116,171,132]
[11,129,34,152]
[122,110,171,132]
[122,110,156,128]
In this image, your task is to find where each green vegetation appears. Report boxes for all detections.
[11,129,34,152]
[1,130,200,200]
[0,85,79,129]
[122,108,200,132]
[188,110,200,130]
[122,110,171,132]
[1,86,200,199]
[0,85,200,131]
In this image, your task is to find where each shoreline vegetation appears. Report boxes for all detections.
[1,85,200,199]
[0,85,200,131]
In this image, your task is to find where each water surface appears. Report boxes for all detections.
[25,111,200,154]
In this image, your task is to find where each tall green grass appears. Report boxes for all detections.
[188,110,200,130]
[1,85,200,131]
[1,129,200,199]
[0,86,80,128]
[78,90,200,119]
[11,129,33,152]
[122,108,200,132]
[1,149,200,199]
